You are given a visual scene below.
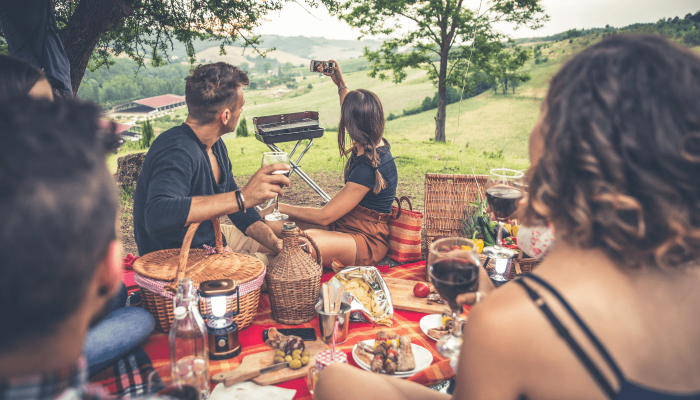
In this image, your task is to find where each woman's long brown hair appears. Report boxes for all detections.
[525,34,700,269]
[338,89,387,194]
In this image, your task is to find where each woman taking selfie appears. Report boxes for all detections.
[314,35,700,399]
[265,61,398,267]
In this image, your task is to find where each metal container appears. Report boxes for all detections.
[315,301,351,345]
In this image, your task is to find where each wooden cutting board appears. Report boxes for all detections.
[384,278,450,314]
[215,339,329,386]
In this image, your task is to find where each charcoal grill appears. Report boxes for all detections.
[253,111,330,202]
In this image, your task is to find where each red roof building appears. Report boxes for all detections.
[112,94,186,115]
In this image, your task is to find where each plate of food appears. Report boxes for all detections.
[351,331,433,378]
[420,313,454,341]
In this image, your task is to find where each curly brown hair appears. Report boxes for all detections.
[525,34,700,268]
[338,89,387,194]
[185,62,249,124]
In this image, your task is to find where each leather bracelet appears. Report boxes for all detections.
[338,85,348,92]
[235,189,246,213]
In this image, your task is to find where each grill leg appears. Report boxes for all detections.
[265,141,332,203]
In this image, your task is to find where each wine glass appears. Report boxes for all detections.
[148,361,201,400]
[261,152,289,221]
[481,168,524,262]
[428,237,480,361]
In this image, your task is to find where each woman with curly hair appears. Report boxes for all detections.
[264,61,398,267]
[314,35,700,399]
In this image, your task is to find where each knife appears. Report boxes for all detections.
[212,362,290,387]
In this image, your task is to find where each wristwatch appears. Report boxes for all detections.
[338,85,348,92]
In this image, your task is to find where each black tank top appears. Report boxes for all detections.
[515,274,700,400]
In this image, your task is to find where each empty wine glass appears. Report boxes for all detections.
[261,152,289,221]
[481,169,524,260]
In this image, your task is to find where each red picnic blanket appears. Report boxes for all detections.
[97,261,458,398]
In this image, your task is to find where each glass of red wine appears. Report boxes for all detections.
[261,152,289,221]
[482,168,525,266]
[428,237,481,360]
[148,362,201,400]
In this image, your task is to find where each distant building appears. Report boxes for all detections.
[114,122,142,142]
[112,94,186,117]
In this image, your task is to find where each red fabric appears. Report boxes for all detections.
[128,262,456,399]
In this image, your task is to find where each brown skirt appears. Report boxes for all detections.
[331,204,391,266]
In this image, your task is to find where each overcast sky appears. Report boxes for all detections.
[255,0,700,41]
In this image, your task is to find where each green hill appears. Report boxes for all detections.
[109,17,700,183]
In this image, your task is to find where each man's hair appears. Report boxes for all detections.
[525,34,700,269]
[0,97,120,351]
[0,54,47,99]
[185,62,249,124]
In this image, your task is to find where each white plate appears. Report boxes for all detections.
[420,314,445,341]
[351,339,433,378]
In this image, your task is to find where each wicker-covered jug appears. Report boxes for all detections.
[267,222,323,324]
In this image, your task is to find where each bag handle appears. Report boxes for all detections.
[166,218,223,292]
[399,196,413,211]
[298,229,323,266]
[391,196,414,219]
[392,197,402,219]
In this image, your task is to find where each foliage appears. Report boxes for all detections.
[236,116,249,137]
[76,57,188,108]
[340,0,547,142]
[140,120,154,149]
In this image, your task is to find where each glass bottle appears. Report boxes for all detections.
[169,278,210,399]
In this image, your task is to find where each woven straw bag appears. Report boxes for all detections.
[267,225,322,325]
[133,218,265,332]
[388,196,423,263]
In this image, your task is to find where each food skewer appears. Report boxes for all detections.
[322,283,330,313]
[334,287,344,313]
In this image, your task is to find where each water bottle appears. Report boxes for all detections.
[169,278,210,399]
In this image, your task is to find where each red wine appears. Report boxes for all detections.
[429,258,479,310]
[158,384,200,400]
[486,186,522,220]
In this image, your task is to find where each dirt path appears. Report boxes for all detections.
[120,170,424,265]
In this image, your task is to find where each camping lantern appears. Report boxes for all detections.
[199,279,241,360]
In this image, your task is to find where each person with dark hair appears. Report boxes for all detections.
[264,61,398,267]
[0,54,53,100]
[314,34,700,400]
[0,98,157,399]
[0,55,155,378]
[0,0,72,96]
[133,62,289,262]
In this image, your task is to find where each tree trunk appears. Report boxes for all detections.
[58,0,133,94]
[503,76,508,94]
[434,47,449,143]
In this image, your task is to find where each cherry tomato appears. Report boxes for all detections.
[413,282,430,298]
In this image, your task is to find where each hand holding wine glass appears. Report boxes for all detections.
[261,152,290,221]
[428,237,481,360]
[482,168,524,261]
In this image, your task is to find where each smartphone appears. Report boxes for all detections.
[263,328,317,342]
[310,60,336,73]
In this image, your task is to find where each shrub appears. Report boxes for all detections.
[387,113,397,121]
[236,116,249,137]
[140,120,154,149]
[307,84,313,89]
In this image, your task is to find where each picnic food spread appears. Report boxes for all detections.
[353,331,416,375]
[427,313,454,339]
[265,328,309,369]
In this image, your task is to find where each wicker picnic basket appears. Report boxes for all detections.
[133,218,266,332]
[266,224,323,325]
[423,173,540,280]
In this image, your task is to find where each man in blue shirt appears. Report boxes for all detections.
[133,62,289,259]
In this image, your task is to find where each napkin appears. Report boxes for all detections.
[209,382,296,400]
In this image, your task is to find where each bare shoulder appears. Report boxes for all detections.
[453,279,569,399]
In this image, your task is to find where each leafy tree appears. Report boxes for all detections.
[35,0,338,93]
[240,62,250,71]
[492,46,531,94]
[236,116,249,137]
[140,120,154,149]
[340,0,547,141]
